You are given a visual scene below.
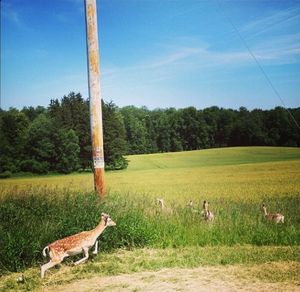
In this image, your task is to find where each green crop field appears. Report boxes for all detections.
[0,146,300,291]
[1,146,300,200]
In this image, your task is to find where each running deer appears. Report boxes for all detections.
[261,204,284,223]
[202,200,214,221]
[41,213,116,278]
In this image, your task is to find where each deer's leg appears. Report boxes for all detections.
[92,240,99,255]
[41,260,61,278]
[74,247,89,266]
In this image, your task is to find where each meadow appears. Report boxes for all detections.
[0,146,300,290]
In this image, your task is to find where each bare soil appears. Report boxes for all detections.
[44,264,300,292]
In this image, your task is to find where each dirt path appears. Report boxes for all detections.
[44,265,300,292]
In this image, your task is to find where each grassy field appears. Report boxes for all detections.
[1,146,300,200]
[0,146,300,291]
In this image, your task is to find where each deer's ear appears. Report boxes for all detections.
[104,216,108,226]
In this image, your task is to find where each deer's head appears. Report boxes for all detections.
[101,213,117,227]
[261,204,267,215]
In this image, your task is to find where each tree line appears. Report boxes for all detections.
[0,93,127,175]
[0,92,299,176]
[121,105,300,154]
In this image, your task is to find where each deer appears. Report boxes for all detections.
[186,200,193,208]
[186,200,200,213]
[157,198,173,214]
[202,200,214,221]
[261,204,284,223]
[41,213,116,278]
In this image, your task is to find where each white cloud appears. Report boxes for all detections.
[241,6,300,38]
[102,34,300,85]
[99,5,300,103]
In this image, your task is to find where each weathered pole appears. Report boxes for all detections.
[84,0,105,197]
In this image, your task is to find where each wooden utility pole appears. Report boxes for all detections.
[84,0,105,197]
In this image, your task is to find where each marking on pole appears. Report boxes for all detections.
[94,147,104,168]
[93,157,104,169]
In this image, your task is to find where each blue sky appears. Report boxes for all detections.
[1,0,300,110]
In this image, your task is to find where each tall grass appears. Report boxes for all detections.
[1,189,299,274]
[1,147,299,275]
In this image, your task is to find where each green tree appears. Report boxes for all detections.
[120,106,149,154]
[215,108,235,147]
[21,114,54,173]
[229,107,252,146]
[0,109,29,172]
[178,107,209,150]
[48,92,91,168]
[203,106,219,147]
[21,106,46,122]
[102,101,128,170]
[166,108,183,152]
[249,109,268,145]
[265,107,299,146]
[56,129,80,173]
[155,109,171,152]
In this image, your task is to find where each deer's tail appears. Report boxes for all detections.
[42,246,49,257]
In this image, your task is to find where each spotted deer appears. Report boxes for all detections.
[157,198,173,214]
[202,200,214,221]
[41,213,116,278]
[262,204,284,223]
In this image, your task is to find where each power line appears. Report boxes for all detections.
[215,0,300,130]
